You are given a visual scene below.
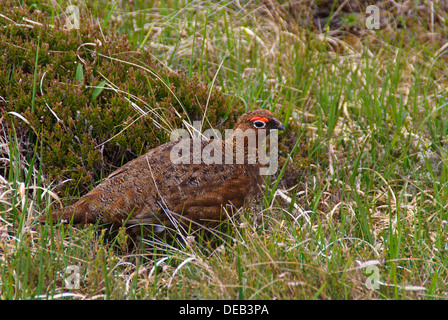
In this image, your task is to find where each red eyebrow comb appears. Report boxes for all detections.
[250,116,269,122]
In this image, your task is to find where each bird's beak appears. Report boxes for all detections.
[273,117,285,131]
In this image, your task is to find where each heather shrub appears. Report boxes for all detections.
[0,3,238,195]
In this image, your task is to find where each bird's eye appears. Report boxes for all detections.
[253,120,267,128]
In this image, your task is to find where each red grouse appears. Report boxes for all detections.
[40,109,285,235]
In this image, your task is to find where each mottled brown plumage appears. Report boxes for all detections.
[39,109,285,234]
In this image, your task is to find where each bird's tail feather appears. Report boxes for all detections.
[39,204,90,224]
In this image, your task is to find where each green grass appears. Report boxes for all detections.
[2,0,448,299]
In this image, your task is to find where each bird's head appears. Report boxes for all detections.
[233,109,285,135]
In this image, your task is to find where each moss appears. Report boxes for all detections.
[0,2,238,195]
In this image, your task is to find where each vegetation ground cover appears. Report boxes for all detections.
[1,0,448,299]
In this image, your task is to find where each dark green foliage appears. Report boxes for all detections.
[0,3,238,194]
